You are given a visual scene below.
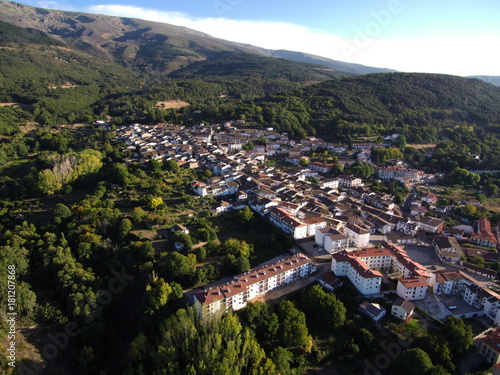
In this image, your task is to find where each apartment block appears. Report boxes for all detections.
[193,254,316,316]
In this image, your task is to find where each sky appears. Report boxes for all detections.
[22,0,500,76]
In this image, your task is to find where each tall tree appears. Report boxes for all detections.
[276,300,310,349]
[442,316,473,356]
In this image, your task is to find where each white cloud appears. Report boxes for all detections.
[26,0,78,11]
[86,4,500,76]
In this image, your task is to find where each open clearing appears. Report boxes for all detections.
[48,82,78,89]
[0,102,31,110]
[154,99,189,109]
[407,143,436,150]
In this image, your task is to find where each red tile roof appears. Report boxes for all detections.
[482,328,500,353]
[398,277,429,288]
[194,254,313,305]
[352,247,392,258]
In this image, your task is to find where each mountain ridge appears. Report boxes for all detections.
[0,1,394,76]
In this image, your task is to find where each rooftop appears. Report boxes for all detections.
[393,298,415,313]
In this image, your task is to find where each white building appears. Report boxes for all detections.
[360,301,386,321]
[344,224,370,248]
[377,166,422,182]
[432,236,463,262]
[391,298,415,321]
[463,284,500,326]
[353,247,393,271]
[331,251,383,295]
[319,178,339,190]
[338,175,363,188]
[331,242,431,298]
[396,277,429,301]
[479,329,500,365]
[315,227,337,247]
[303,217,327,237]
[324,232,350,254]
[193,254,316,316]
[429,270,467,295]
[269,206,308,239]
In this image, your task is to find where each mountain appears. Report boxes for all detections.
[248,73,500,141]
[267,50,397,75]
[468,76,500,87]
[0,1,391,77]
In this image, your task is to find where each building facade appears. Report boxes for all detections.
[193,254,316,316]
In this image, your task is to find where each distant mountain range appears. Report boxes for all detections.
[0,1,393,78]
[1,1,498,84]
[266,50,397,75]
[468,76,500,87]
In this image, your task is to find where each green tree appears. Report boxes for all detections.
[152,308,268,374]
[131,207,147,224]
[276,300,310,349]
[174,232,194,251]
[118,218,133,239]
[164,159,179,173]
[477,193,487,203]
[238,206,254,224]
[145,272,181,314]
[149,159,162,174]
[300,284,346,329]
[351,162,374,179]
[485,183,499,196]
[147,196,164,210]
[53,203,72,224]
[299,158,309,167]
[164,251,196,281]
[269,347,293,375]
[415,335,455,373]
[16,281,37,315]
[38,169,62,195]
[442,316,473,356]
[222,238,253,258]
[392,348,434,375]
[428,366,451,375]
[463,204,477,216]
[395,135,407,148]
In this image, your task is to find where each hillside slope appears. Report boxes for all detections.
[267,50,396,75]
[0,1,392,77]
[246,73,500,141]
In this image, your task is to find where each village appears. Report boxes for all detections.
[115,120,500,368]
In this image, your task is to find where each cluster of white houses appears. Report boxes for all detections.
[193,253,316,316]
[331,241,431,299]
[118,123,500,327]
[116,122,494,251]
[376,166,425,183]
[328,238,500,326]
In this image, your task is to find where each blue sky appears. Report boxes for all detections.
[24,0,500,75]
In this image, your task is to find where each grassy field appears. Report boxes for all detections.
[154,99,189,109]
[0,157,33,177]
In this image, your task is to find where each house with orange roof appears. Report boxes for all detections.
[480,328,500,364]
[193,253,315,316]
[331,251,383,295]
[397,277,429,300]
